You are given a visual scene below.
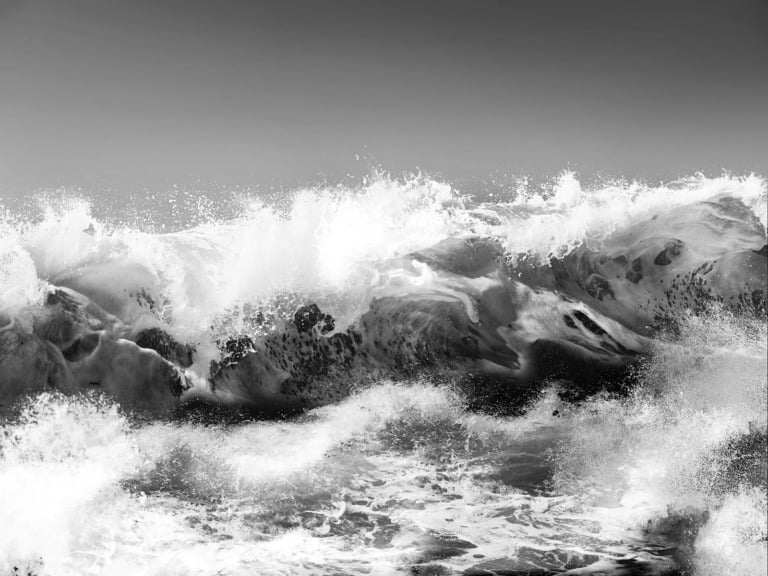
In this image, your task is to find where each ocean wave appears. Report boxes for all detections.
[0,172,766,575]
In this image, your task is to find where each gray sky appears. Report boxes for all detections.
[1,0,766,196]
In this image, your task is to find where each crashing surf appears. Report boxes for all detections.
[0,172,765,575]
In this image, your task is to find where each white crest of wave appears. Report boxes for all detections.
[0,171,765,336]
[2,175,468,337]
[499,171,766,262]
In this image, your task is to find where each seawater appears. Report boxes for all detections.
[0,172,766,575]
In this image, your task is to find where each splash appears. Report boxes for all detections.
[1,172,764,337]
[549,309,767,573]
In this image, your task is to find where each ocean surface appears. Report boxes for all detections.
[0,173,766,576]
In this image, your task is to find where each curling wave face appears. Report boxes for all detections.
[0,172,766,575]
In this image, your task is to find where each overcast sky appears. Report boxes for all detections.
[1,0,766,195]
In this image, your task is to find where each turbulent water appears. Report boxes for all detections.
[0,173,766,576]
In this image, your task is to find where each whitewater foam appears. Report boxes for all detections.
[2,172,764,338]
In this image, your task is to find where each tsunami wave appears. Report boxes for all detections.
[0,172,766,575]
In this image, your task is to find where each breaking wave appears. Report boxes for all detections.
[0,172,766,575]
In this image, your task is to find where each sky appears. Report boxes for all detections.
[0,0,767,196]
